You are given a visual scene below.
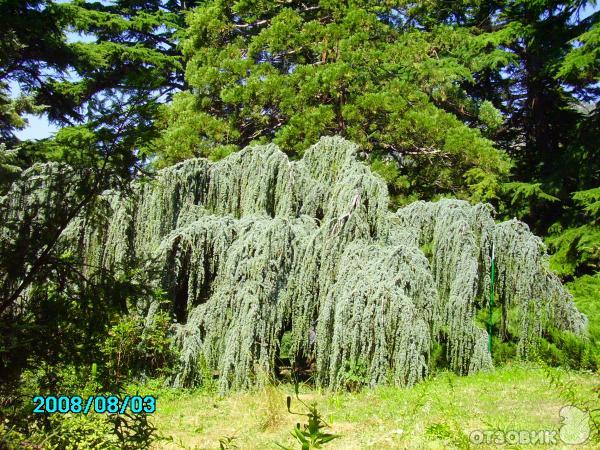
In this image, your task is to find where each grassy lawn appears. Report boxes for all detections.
[137,363,598,449]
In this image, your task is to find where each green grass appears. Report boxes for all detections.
[138,363,598,449]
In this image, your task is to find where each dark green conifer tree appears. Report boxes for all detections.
[155,0,513,202]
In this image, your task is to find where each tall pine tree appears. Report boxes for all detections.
[155,0,513,203]
[403,0,599,232]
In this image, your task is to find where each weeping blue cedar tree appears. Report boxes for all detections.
[6,137,585,391]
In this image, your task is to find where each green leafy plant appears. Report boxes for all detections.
[277,384,339,450]
[109,411,158,450]
[101,310,176,384]
[45,413,118,450]
[340,359,369,392]
[0,362,160,450]
[425,421,470,449]
[218,435,239,449]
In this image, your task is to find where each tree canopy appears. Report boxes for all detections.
[155,0,518,203]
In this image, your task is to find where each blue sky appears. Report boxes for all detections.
[13,1,600,141]
[14,28,93,140]
[14,0,94,142]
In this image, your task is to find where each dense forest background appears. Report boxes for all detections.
[0,0,598,448]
